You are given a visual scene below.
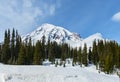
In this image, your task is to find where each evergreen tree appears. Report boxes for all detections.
[61,43,67,61]
[104,53,113,74]
[33,41,43,65]
[41,36,46,60]
[78,47,82,66]
[1,30,10,64]
[11,28,15,64]
[7,29,11,61]
[48,42,55,64]
[72,47,77,65]
[46,39,50,59]
[15,30,21,63]
[97,40,104,71]
[17,43,26,65]
[27,38,33,64]
[88,47,92,64]
[82,43,88,66]
[92,40,99,66]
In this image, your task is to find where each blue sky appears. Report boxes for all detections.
[0,0,120,43]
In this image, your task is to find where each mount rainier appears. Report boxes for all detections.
[22,23,103,48]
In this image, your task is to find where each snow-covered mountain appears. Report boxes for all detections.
[22,23,103,48]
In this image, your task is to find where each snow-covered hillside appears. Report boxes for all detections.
[0,62,118,82]
[81,33,103,48]
[22,23,103,48]
[22,23,82,44]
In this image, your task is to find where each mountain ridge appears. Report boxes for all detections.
[22,23,103,48]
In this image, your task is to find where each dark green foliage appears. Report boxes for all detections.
[33,41,43,65]
[92,40,99,65]
[1,30,10,64]
[11,28,15,64]
[25,38,33,65]
[15,30,21,63]
[41,36,46,60]
[72,48,77,65]
[82,43,88,66]
[88,47,92,64]
[104,52,113,74]
[78,47,82,66]
[17,44,26,65]
[61,43,67,61]
[48,42,55,64]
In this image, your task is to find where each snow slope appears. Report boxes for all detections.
[0,62,118,82]
[22,23,103,48]
[81,33,103,48]
[22,23,82,44]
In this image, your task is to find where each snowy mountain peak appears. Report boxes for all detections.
[36,23,55,31]
[22,23,82,45]
[22,23,104,48]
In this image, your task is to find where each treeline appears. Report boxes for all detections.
[0,29,120,74]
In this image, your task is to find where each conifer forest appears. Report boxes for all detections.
[0,29,120,74]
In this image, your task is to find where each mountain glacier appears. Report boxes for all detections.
[22,23,103,48]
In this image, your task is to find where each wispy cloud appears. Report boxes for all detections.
[112,12,120,22]
[0,0,61,41]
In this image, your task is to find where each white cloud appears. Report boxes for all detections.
[0,0,61,41]
[112,12,120,22]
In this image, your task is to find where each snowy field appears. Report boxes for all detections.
[0,62,119,82]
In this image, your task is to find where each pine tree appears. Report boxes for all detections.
[1,30,10,64]
[61,43,66,61]
[7,29,11,61]
[17,43,26,65]
[78,47,82,67]
[104,52,113,74]
[33,41,43,65]
[15,30,21,63]
[46,39,50,59]
[97,40,104,71]
[72,47,77,65]
[11,28,15,64]
[41,36,46,60]
[82,43,88,66]
[88,47,92,64]
[48,42,55,64]
[27,38,33,64]
[24,38,34,65]
[92,40,99,66]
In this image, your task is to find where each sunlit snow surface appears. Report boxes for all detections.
[0,62,118,82]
